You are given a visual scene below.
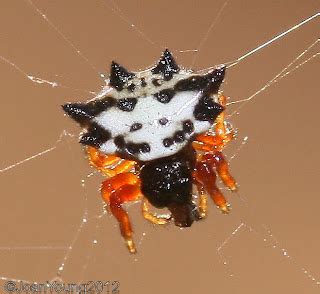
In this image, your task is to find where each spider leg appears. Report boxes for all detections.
[193,94,238,191]
[86,146,136,176]
[193,181,208,218]
[142,199,171,225]
[194,161,230,213]
[101,173,141,253]
[203,152,237,191]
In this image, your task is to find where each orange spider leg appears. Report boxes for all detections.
[194,182,208,218]
[214,94,235,147]
[142,199,171,225]
[203,152,237,191]
[101,173,142,253]
[192,135,224,152]
[194,161,230,213]
[113,159,136,174]
[193,94,237,191]
[87,146,136,177]
[193,94,237,213]
[87,146,121,177]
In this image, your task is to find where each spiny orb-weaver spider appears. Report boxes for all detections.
[62,49,237,253]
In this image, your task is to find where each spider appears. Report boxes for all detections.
[62,49,237,253]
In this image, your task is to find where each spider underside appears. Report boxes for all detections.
[62,49,237,253]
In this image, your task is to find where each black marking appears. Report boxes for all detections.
[114,135,126,148]
[79,123,111,148]
[173,131,185,143]
[126,142,140,154]
[158,117,169,125]
[182,120,194,133]
[152,49,180,81]
[62,97,116,125]
[174,66,226,94]
[126,142,151,154]
[194,96,224,122]
[154,89,175,104]
[110,61,135,91]
[114,136,150,157]
[163,138,174,147]
[140,78,147,87]
[123,142,151,156]
[117,98,137,112]
[127,83,136,92]
[139,143,151,153]
[130,122,143,132]
[152,79,161,87]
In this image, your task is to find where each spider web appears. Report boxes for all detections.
[0,0,319,293]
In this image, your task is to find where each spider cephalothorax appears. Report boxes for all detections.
[62,49,237,253]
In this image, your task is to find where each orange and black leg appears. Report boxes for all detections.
[101,172,141,253]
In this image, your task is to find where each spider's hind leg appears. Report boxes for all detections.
[194,182,208,218]
[101,173,141,253]
[86,146,141,253]
[142,199,171,225]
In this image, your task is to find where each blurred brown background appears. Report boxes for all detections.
[0,0,319,293]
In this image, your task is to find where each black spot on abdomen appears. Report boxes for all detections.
[182,120,194,133]
[130,122,143,132]
[154,89,175,103]
[117,98,137,111]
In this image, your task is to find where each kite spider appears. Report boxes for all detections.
[62,49,237,253]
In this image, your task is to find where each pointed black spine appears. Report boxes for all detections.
[193,96,224,122]
[62,103,93,125]
[204,65,226,94]
[151,49,180,81]
[109,61,135,91]
[174,65,226,94]
[62,97,116,126]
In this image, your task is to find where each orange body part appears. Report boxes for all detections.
[87,146,141,253]
[101,173,141,253]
